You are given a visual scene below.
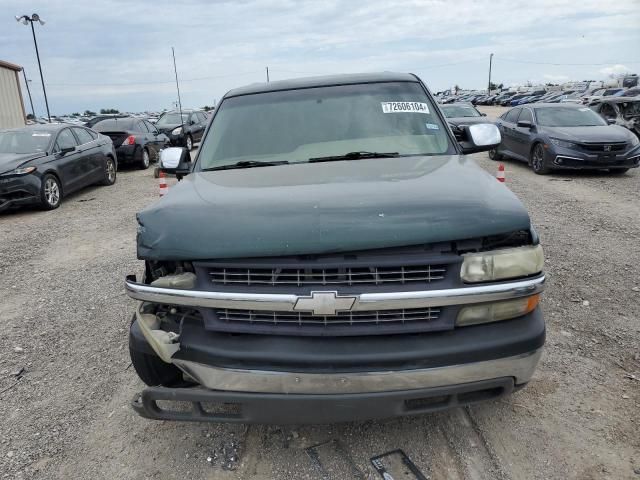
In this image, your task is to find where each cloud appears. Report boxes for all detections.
[543,74,570,82]
[1,0,638,113]
[599,64,631,77]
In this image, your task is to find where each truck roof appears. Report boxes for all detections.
[225,72,419,98]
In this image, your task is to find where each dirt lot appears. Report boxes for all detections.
[1,110,639,479]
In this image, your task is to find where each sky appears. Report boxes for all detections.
[1,0,639,116]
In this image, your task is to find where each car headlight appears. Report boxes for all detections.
[171,127,183,135]
[549,137,577,149]
[456,295,540,326]
[629,134,640,147]
[13,166,37,175]
[460,244,544,283]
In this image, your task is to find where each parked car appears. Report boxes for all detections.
[491,104,640,174]
[84,114,131,128]
[590,97,640,139]
[124,72,548,424]
[613,87,640,98]
[510,90,546,106]
[92,117,169,169]
[0,124,117,211]
[440,102,488,139]
[155,110,207,150]
[502,93,529,106]
[582,88,626,105]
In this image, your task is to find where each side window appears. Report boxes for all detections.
[136,121,149,133]
[86,129,98,140]
[73,127,94,145]
[600,104,616,119]
[55,128,79,151]
[518,108,533,124]
[505,108,520,123]
[144,120,158,133]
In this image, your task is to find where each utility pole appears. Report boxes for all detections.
[171,47,184,128]
[266,66,270,82]
[22,68,35,119]
[16,14,50,122]
[488,53,494,94]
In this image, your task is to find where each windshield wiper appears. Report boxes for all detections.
[308,151,399,163]
[202,160,290,172]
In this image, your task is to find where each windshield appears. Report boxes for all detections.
[0,130,52,154]
[441,105,480,118]
[197,82,453,169]
[536,107,607,127]
[156,113,188,125]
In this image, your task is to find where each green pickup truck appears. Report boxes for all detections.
[126,72,545,424]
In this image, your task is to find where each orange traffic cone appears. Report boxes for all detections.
[159,171,168,197]
[497,164,505,183]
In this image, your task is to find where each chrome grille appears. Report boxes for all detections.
[215,308,440,326]
[209,265,446,286]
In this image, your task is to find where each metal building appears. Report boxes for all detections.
[0,60,27,129]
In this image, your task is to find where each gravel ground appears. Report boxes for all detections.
[1,115,639,479]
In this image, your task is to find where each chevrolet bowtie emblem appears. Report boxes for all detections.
[293,291,358,316]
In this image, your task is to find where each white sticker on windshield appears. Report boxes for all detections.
[381,102,430,114]
[32,133,51,137]
[425,123,439,130]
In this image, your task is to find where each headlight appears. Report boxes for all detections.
[171,127,183,135]
[461,244,544,283]
[629,134,640,147]
[549,137,577,149]
[456,295,540,326]
[13,166,37,175]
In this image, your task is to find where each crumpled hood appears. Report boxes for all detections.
[0,153,46,175]
[137,155,531,260]
[540,125,632,143]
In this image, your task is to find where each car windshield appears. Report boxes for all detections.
[156,113,188,125]
[0,130,52,154]
[536,107,607,127]
[197,82,453,169]
[441,105,480,118]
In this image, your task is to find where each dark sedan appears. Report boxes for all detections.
[92,118,169,169]
[155,110,207,150]
[440,103,488,139]
[491,104,640,174]
[0,124,117,211]
[590,97,640,139]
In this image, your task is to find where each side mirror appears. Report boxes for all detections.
[458,123,501,154]
[159,147,192,179]
[517,120,533,129]
[481,113,487,116]
[59,146,75,155]
[606,118,616,125]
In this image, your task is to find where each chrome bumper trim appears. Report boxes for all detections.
[172,349,543,394]
[125,275,545,312]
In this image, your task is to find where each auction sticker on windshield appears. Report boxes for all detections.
[381,102,430,114]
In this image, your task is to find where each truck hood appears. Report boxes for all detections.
[0,152,46,175]
[137,155,531,260]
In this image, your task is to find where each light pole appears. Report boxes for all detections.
[488,53,494,95]
[22,69,36,119]
[16,13,51,122]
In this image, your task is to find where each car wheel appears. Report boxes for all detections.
[530,143,550,175]
[608,168,629,175]
[488,148,503,161]
[39,174,62,210]
[186,134,193,151]
[101,157,117,185]
[139,148,150,170]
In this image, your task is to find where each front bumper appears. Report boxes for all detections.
[0,173,41,211]
[550,145,640,170]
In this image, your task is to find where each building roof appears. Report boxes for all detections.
[225,72,419,98]
[0,60,23,72]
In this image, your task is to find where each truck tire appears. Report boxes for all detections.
[129,319,184,387]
